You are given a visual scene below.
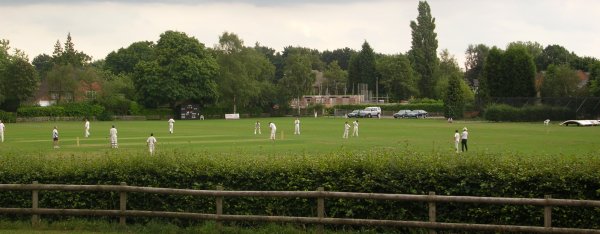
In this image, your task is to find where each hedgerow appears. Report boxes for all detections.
[0,150,598,230]
[0,110,15,123]
[484,104,575,122]
[16,103,104,118]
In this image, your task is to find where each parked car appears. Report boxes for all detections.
[347,109,361,118]
[393,110,412,118]
[406,110,428,118]
[358,107,382,118]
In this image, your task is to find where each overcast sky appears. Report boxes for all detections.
[1,0,599,68]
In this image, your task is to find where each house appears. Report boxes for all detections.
[34,78,102,106]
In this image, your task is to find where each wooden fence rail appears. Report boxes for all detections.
[0,182,599,234]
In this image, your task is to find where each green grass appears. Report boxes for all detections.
[0,117,599,156]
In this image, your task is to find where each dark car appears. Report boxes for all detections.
[347,109,361,118]
[406,110,428,118]
[393,110,412,118]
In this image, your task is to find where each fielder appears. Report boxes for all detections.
[52,126,59,149]
[342,121,350,139]
[294,118,301,135]
[269,122,277,141]
[168,118,175,134]
[110,125,118,148]
[352,120,359,137]
[84,118,90,138]
[453,129,460,153]
[0,120,5,143]
[254,121,261,135]
[146,133,157,155]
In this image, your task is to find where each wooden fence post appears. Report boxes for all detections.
[216,186,223,232]
[31,181,40,227]
[544,195,552,228]
[428,191,436,234]
[317,187,325,234]
[119,182,127,226]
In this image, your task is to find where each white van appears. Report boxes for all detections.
[358,107,382,118]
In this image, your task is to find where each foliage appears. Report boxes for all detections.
[132,30,219,108]
[376,54,418,101]
[443,72,465,119]
[214,32,276,114]
[0,151,598,229]
[0,110,15,123]
[541,64,581,97]
[104,41,155,75]
[17,103,104,118]
[483,46,536,98]
[464,44,489,87]
[347,41,377,92]
[536,44,573,71]
[52,33,91,67]
[278,50,316,113]
[587,61,600,97]
[484,104,574,122]
[321,47,355,70]
[409,1,439,98]
[323,61,348,95]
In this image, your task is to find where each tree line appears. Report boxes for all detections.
[1,1,599,118]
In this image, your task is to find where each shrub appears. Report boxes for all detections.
[0,110,16,123]
[0,151,598,229]
[16,104,104,118]
[17,106,65,117]
[484,104,575,122]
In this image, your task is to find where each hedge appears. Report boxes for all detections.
[0,110,16,123]
[17,103,104,118]
[484,104,575,122]
[0,151,598,230]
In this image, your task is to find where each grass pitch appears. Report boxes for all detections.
[0,117,598,156]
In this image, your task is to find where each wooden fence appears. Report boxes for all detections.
[0,181,599,233]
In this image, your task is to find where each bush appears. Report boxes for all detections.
[0,151,598,229]
[484,104,575,122]
[16,103,104,118]
[0,110,16,123]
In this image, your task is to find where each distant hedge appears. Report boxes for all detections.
[0,151,598,229]
[0,110,16,123]
[17,103,104,118]
[484,104,575,122]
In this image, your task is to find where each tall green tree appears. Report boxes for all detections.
[0,40,39,110]
[434,49,472,102]
[409,0,438,98]
[347,41,377,95]
[503,46,536,97]
[52,33,91,67]
[279,51,315,114]
[214,32,275,113]
[132,30,219,108]
[541,64,581,97]
[323,61,348,95]
[482,47,504,99]
[105,41,155,75]
[464,44,489,87]
[321,47,355,70]
[537,45,572,71]
[443,72,465,119]
[45,64,80,104]
[376,54,418,101]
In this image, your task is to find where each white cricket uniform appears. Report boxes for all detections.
[294,119,300,135]
[110,127,118,148]
[84,121,90,137]
[147,136,157,155]
[269,123,277,140]
[454,132,460,153]
[352,121,359,137]
[0,122,5,142]
[255,122,261,135]
[343,123,350,139]
[168,118,175,133]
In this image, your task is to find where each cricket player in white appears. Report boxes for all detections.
[454,129,460,153]
[352,120,359,137]
[52,126,59,149]
[0,120,5,143]
[269,122,277,141]
[147,133,157,155]
[84,118,90,138]
[294,118,301,135]
[110,125,118,148]
[254,121,261,135]
[168,118,175,134]
[343,121,350,139]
